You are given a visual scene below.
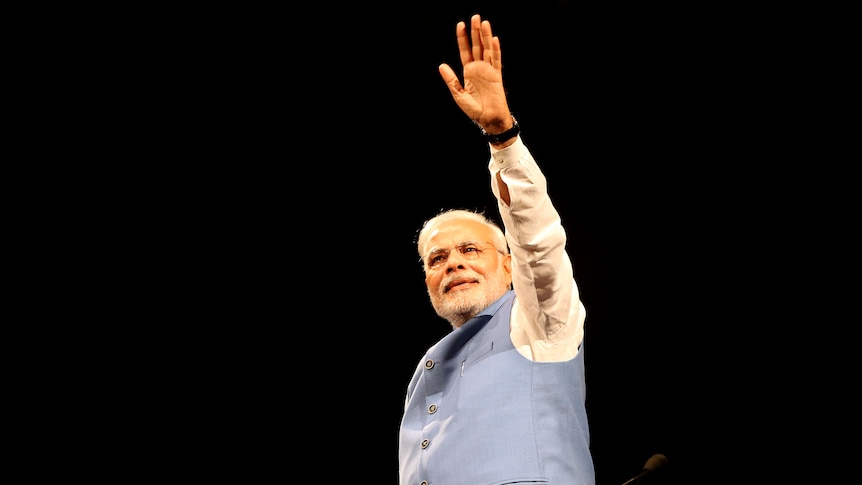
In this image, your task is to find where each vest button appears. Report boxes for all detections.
[424,359,435,369]
[421,439,429,449]
[428,404,437,414]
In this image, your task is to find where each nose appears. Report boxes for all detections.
[445,248,468,268]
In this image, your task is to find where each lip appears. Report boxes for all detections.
[445,278,477,292]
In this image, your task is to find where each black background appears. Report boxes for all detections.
[151,1,796,483]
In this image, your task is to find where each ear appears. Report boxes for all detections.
[502,253,513,284]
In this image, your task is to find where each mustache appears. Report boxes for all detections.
[441,272,483,292]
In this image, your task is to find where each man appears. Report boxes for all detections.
[398,14,596,485]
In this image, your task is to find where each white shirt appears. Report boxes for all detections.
[489,137,586,362]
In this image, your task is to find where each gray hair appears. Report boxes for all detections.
[416,209,508,262]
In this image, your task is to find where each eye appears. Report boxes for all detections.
[460,243,480,254]
[428,252,447,266]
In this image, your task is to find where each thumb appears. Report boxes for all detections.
[438,63,462,93]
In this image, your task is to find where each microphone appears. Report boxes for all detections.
[620,453,667,485]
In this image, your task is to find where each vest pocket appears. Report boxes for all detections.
[460,341,494,375]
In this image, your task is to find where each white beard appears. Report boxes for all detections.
[429,267,511,328]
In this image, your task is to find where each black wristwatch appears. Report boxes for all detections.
[480,116,520,144]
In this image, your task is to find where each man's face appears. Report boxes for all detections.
[422,219,512,327]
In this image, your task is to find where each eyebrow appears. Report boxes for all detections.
[426,240,484,253]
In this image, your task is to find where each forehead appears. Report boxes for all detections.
[424,219,494,252]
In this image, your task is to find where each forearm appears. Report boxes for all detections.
[490,138,583,346]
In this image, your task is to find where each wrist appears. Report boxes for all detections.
[479,115,519,145]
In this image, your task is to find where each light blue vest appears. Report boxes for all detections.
[399,290,595,485]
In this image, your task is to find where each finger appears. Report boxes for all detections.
[481,20,495,62]
[438,63,462,92]
[453,21,472,68]
[471,15,482,64]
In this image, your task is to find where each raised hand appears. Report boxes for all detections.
[438,14,513,135]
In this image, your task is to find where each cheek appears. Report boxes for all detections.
[476,259,499,275]
[425,272,442,291]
